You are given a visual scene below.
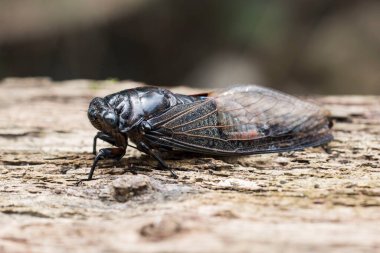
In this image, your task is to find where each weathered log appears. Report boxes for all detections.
[0,78,379,253]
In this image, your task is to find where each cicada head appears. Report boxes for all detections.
[88,97,119,134]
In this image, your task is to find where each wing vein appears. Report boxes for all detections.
[169,107,218,130]
[162,99,213,127]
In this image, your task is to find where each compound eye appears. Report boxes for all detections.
[87,107,98,120]
[104,112,118,128]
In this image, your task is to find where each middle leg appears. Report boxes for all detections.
[137,142,178,178]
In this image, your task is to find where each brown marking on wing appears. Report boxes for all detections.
[227,129,259,141]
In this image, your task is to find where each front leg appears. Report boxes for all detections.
[137,142,178,179]
[93,132,117,155]
[76,147,125,185]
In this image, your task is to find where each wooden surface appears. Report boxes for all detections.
[0,78,379,253]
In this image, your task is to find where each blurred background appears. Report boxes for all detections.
[0,0,379,94]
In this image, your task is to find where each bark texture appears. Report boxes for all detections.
[0,78,379,253]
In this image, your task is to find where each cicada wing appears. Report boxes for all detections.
[145,85,333,155]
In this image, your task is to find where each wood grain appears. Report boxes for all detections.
[0,78,379,253]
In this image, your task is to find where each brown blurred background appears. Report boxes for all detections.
[0,0,379,94]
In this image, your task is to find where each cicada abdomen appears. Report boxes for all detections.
[145,85,332,155]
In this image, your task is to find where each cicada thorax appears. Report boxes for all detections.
[94,87,203,149]
[106,87,193,133]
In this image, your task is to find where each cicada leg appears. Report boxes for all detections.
[137,142,178,179]
[92,132,117,155]
[76,147,126,185]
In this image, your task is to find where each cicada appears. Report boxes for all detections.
[82,85,333,182]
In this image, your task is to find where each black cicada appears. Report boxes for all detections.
[82,85,333,182]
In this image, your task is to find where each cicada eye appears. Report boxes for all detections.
[104,112,118,128]
[88,108,96,120]
[88,97,106,119]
